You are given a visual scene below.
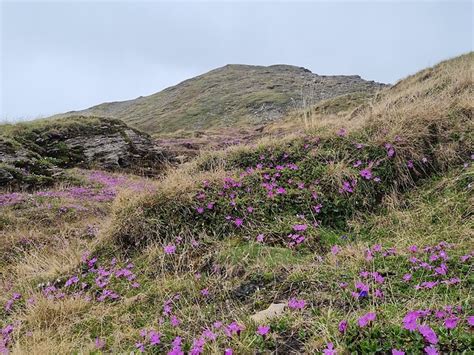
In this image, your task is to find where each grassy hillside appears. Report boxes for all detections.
[0,53,472,354]
[60,64,386,135]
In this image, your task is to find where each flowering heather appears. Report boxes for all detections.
[0,192,24,207]
[0,169,156,215]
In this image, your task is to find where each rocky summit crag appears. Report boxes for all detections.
[59,64,387,135]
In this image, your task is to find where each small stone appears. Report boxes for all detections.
[250,303,286,323]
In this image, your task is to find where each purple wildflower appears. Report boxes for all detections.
[288,297,306,310]
[275,187,286,195]
[135,342,145,352]
[360,169,372,180]
[292,224,307,232]
[403,311,420,331]
[358,312,376,327]
[323,342,336,355]
[338,320,348,334]
[444,317,458,329]
[225,322,244,337]
[65,276,79,287]
[418,325,438,344]
[95,338,105,349]
[256,325,270,336]
[424,346,438,355]
[337,128,347,137]
[164,244,176,255]
[202,328,217,341]
[170,315,181,327]
[331,245,341,255]
[149,331,161,345]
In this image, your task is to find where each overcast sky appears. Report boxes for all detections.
[1,0,472,121]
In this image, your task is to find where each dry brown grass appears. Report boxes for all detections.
[349,167,474,249]
[104,168,229,250]
[10,296,92,355]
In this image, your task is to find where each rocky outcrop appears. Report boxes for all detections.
[0,116,170,190]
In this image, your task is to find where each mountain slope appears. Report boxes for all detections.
[62,64,386,135]
[1,54,472,354]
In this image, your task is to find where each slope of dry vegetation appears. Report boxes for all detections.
[0,53,472,354]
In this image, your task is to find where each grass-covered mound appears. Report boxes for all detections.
[108,53,472,252]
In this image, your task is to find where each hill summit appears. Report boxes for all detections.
[62,64,387,135]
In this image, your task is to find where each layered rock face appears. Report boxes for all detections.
[0,116,169,190]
